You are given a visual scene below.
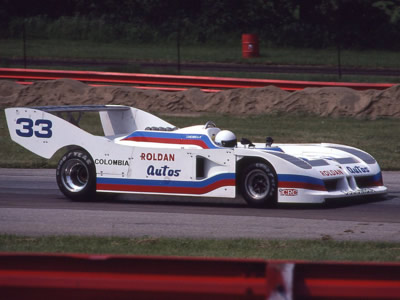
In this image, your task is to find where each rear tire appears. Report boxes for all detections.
[240,162,277,207]
[56,149,96,201]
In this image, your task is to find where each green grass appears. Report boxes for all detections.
[2,38,399,83]
[1,111,399,169]
[1,234,400,262]
[2,38,400,69]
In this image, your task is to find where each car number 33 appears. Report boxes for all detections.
[16,118,53,138]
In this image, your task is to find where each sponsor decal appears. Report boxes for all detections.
[341,188,374,196]
[279,188,298,196]
[95,159,129,166]
[147,165,181,177]
[140,152,175,161]
[320,169,344,177]
[185,135,202,139]
[346,165,370,174]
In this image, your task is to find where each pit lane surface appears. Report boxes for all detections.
[0,168,399,241]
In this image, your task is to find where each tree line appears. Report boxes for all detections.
[2,0,400,49]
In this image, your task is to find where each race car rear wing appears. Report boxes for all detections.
[29,105,130,133]
[5,105,175,159]
[24,105,175,136]
[30,105,129,112]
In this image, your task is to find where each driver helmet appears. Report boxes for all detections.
[215,130,237,147]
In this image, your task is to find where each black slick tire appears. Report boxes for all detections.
[56,149,96,201]
[240,162,277,207]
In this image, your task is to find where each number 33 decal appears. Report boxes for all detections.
[16,118,53,138]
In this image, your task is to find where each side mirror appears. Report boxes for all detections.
[241,138,255,148]
[266,137,274,147]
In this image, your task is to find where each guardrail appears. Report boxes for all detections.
[0,68,395,92]
[1,253,400,300]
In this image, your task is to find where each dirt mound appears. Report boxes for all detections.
[1,79,399,119]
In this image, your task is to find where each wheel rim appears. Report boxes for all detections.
[244,169,270,200]
[61,159,89,193]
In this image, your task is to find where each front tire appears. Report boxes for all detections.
[240,162,277,207]
[56,149,96,201]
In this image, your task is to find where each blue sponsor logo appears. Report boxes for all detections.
[147,165,181,177]
[346,165,370,174]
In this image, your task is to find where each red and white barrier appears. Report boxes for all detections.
[1,253,400,300]
[0,68,395,92]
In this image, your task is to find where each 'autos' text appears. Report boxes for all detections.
[147,165,181,177]
[346,166,370,174]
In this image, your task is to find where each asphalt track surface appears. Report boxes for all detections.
[0,168,399,241]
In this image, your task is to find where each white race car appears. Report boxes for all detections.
[5,105,387,207]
